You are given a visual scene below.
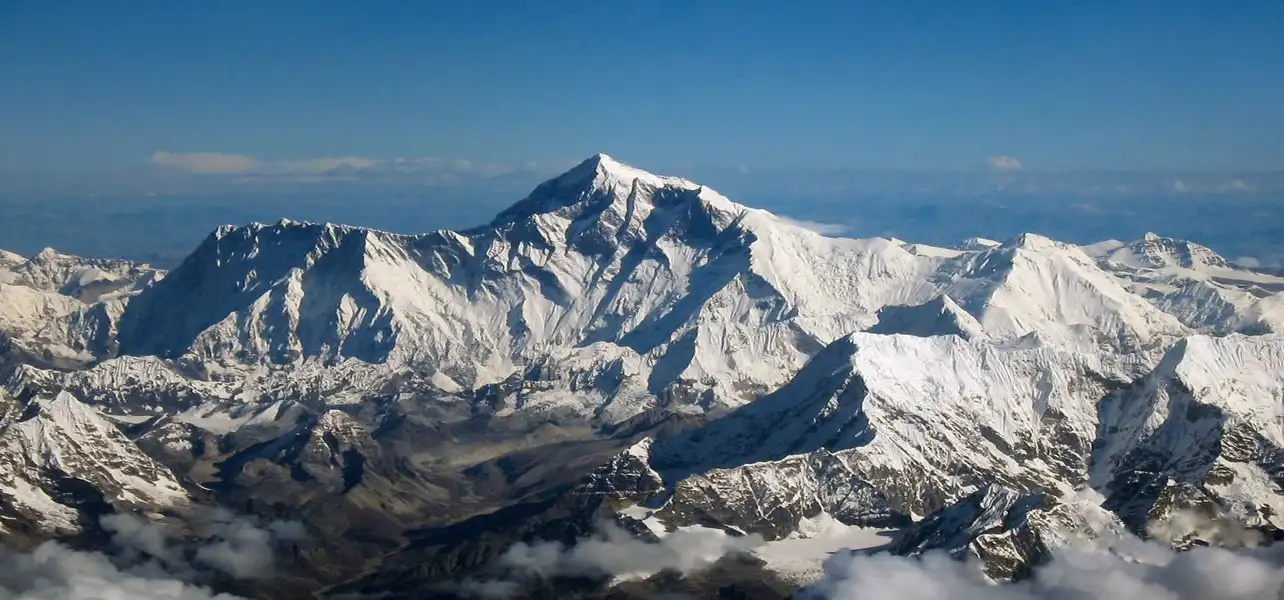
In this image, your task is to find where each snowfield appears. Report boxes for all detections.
[3,154,1284,588]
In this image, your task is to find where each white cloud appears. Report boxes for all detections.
[192,507,306,579]
[451,521,763,598]
[1234,256,1263,269]
[499,523,761,580]
[776,215,852,236]
[1214,179,1252,194]
[0,510,303,600]
[800,506,1284,600]
[800,544,1284,600]
[0,542,247,600]
[1172,179,1191,193]
[986,155,1023,172]
[149,151,261,174]
[148,151,530,182]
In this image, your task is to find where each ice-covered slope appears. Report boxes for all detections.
[607,330,1284,544]
[6,247,161,302]
[5,156,1284,593]
[0,250,24,283]
[933,234,1188,350]
[642,332,1134,534]
[868,295,987,340]
[101,155,1200,422]
[112,155,936,413]
[0,248,161,363]
[1086,233,1284,334]
[1093,333,1284,529]
[0,390,188,534]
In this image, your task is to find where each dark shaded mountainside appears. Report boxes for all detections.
[1,155,1284,598]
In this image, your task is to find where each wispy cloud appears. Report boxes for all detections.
[148,151,539,181]
[149,151,260,174]
[1214,179,1251,194]
[986,155,1023,172]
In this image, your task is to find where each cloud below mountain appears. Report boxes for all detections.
[0,541,248,600]
[800,521,1284,600]
[449,521,765,598]
[0,510,305,600]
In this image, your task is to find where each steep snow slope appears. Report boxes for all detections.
[934,234,1188,351]
[0,390,188,533]
[868,295,987,340]
[4,156,1284,591]
[644,333,1137,532]
[0,248,160,361]
[112,156,934,413]
[102,155,1198,422]
[7,247,161,302]
[611,331,1284,542]
[1093,333,1284,529]
[954,237,1001,251]
[1086,233,1284,333]
[0,283,128,361]
[0,284,87,342]
[0,250,23,284]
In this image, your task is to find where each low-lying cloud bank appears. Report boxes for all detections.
[798,544,1284,600]
[799,505,1284,600]
[448,522,765,598]
[0,509,304,600]
[498,522,763,581]
[449,503,1284,600]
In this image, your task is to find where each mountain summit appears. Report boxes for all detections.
[35,155,1276,420]
[4,155,1284,597]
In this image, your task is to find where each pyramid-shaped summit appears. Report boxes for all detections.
[488,153,711,227]
[104,153,1200,425]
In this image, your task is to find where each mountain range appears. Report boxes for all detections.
[2,154,1283,598]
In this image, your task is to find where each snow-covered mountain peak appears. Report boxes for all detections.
[571,153,697,191]
[1001,232,1064,252]
[488,153,745,231]
[954,237,1001,251]
[3,246,162,304]
[934,233,1189,349]
[1106,233,1230,271]
[0,390,188,532]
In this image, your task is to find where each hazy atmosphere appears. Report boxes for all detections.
[3,1,1282,265]
[3,2,1284,600]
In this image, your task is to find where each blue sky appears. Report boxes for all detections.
[2,0,1282,177]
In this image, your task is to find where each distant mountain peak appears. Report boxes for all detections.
[1002,232,1062,251]
[1103,233,1230,270]
[955,237,1001,251]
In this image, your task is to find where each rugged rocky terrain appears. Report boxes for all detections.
[2,154,1283,598]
